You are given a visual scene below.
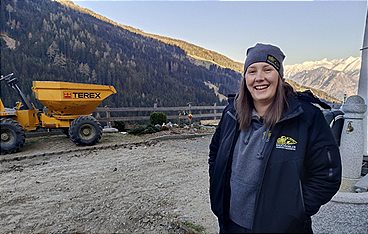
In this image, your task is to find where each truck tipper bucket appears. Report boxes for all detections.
[32,81,117,116]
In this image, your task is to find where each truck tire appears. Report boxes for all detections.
[0,118,25,154]
[69,116,102,146]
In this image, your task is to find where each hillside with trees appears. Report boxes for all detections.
[56,0,245,73]
[1,0,338,109]
[1,0,241,108]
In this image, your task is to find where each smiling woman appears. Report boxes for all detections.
[245,63,279,117]
[208,43,342,233]
[238,44,291,129]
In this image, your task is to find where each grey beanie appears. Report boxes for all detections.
[244,43,285,78]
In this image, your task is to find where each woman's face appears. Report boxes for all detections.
[245,62,280,107]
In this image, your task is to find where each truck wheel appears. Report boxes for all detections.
[0,118,25,154]
[69,116,102,146]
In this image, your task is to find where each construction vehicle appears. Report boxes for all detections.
[0,73,117,154]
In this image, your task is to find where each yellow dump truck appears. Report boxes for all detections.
[0,73,117,154]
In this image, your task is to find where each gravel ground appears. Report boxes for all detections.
[0,133,218,234]
[1,130,367,233]
[312,202,368,234]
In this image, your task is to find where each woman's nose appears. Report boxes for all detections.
[254,71,264,82]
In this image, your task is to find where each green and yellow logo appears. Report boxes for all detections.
[276,136,297,151]
[267,55,280,70]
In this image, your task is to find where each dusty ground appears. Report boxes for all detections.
[2,128,366,234]
[0,128,218,233]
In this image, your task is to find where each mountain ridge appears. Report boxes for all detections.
[285,57,361,100]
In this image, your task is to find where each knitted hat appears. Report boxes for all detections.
[244,43,285,78]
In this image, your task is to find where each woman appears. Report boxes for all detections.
[208,43,341,233]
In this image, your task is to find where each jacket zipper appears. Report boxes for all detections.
[251,127,280,230]
[251,107,303,230]
[327,150,334,177]
[299,179,306,213]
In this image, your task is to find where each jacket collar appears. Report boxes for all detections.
[278,93,304,124]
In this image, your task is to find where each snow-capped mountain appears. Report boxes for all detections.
[285,57,361,101]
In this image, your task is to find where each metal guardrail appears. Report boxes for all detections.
[94,104,226,123]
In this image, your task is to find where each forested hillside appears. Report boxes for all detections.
[0,0,241,108]
[0,0,340,109]
[56,0,245,73]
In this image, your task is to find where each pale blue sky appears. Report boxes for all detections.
[72,0,367,65]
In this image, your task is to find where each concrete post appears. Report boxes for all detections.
[339,95,367,191]
[358,7,368,156]
[105,107,112,128]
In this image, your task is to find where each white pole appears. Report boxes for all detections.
[358,6,368,156]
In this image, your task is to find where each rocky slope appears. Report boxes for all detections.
[285,57,361,100]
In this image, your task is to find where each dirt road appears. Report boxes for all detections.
[0,133,218,233]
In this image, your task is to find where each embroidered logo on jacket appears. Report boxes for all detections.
[276,136,297,151]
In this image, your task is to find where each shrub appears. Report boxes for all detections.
[150,112,167,126]
[127,124,161,135]
[143,124,161,134]
[127,126,146,135]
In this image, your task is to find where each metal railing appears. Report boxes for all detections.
[94,103,225,123]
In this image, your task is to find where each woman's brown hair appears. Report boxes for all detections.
[235,76,295,130]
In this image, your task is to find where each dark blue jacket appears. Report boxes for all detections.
[208,93,342,233]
